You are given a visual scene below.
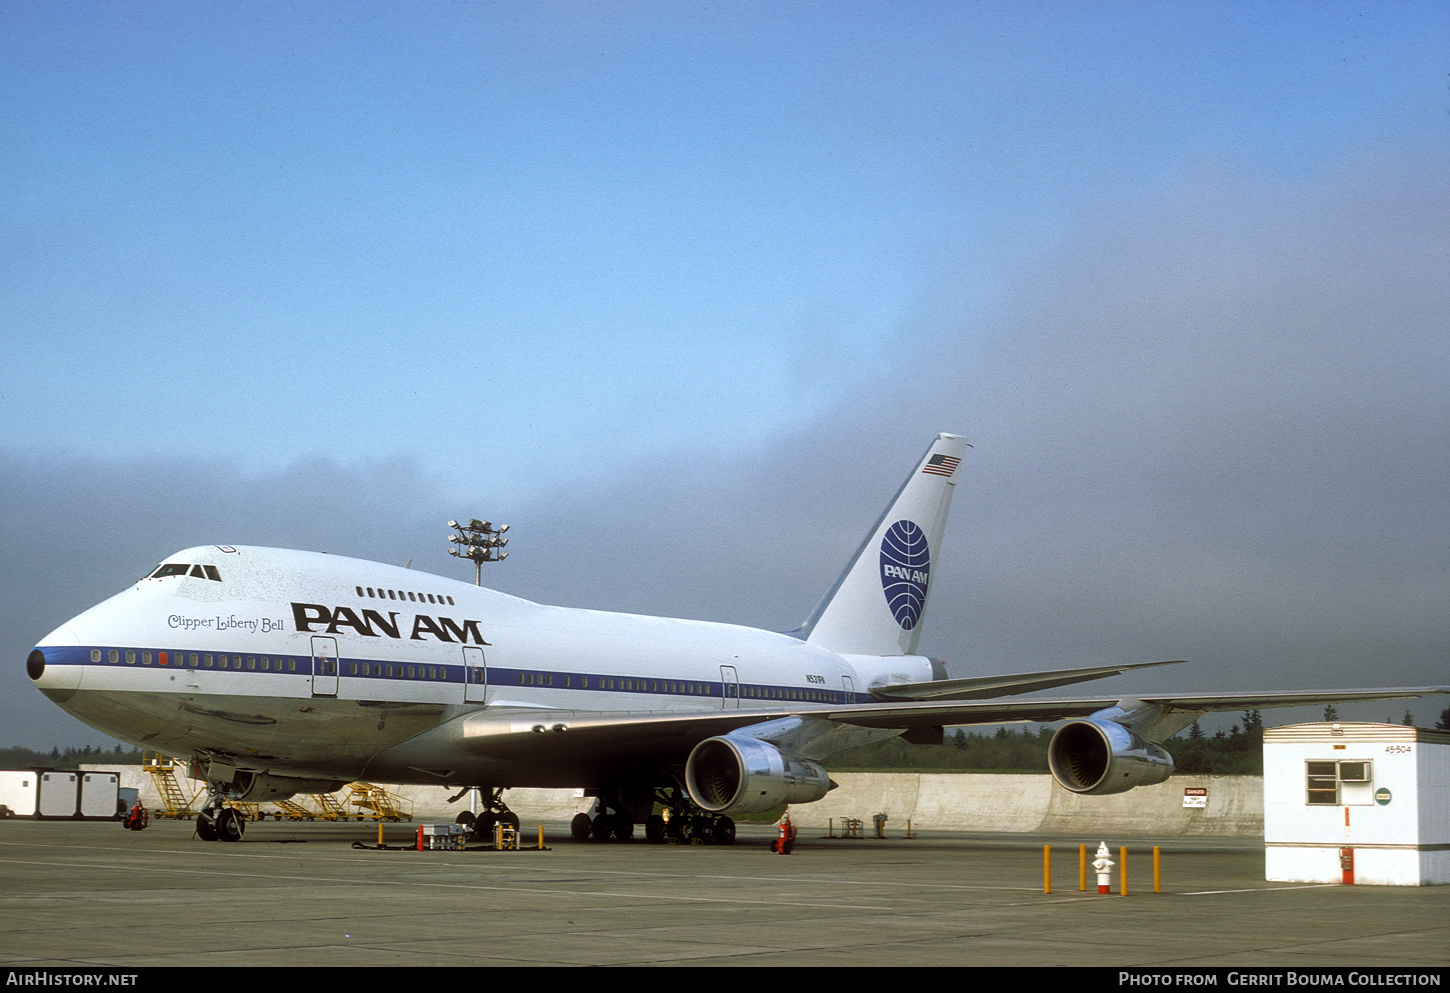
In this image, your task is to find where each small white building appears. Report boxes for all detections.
[1264,722,1449,886]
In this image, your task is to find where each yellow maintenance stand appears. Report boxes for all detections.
[141,752,200,820]
[344,782,413,822]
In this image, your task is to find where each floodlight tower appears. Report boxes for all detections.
[447,518,510,585]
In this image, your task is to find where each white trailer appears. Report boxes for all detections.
[36,771,78,818]
[79,771,121,819]
[0,770,41,817]
[1,769,124,820]
[1264,722,1450,886]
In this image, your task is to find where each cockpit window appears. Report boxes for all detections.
[150,562,222,581]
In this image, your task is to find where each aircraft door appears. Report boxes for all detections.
[310,636,339,697]
[841,675,856,705]
[719,665,740,709]
[463,646,486,704]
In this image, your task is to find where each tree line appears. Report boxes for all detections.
[0,744,146,771]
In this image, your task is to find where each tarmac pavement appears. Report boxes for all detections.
[0,817,1446,970]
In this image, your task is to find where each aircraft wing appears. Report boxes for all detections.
[385,683,1450,769]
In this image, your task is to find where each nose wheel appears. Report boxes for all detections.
[195,779,247,843]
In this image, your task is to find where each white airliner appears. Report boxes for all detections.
[26,434,1448,843]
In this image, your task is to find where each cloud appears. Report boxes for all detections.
[6,143,1447,749]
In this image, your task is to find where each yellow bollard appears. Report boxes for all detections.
[538,824,544,850]
[1079,844,1087,891]
[1154,846,1161,893]
[1120,846,1128,896]
[1044,845,1051,894]
[378,821,383,847]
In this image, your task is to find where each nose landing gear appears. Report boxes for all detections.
[195,789,246,843]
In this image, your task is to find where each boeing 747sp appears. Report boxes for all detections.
[26,434,1448,843]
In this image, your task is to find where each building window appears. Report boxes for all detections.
[1306,759,1373,805]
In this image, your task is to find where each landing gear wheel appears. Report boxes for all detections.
[611,814,634,840]
[591,812,614,841]
[645,814,666,843]
[196,813,218,841]
[216,807,245,842]
[712,816,736,846]
[570,812,592,841]
[455,811,476,828]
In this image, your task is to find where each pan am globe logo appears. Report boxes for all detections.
[879,520,930,630]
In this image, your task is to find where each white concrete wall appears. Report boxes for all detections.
[789,773,1263,837]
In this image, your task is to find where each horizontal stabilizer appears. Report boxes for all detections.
[869,660,1187,701]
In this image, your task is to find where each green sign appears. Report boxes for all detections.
[1375,788,1392,806]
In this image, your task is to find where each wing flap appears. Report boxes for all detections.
[869,659,1186,701]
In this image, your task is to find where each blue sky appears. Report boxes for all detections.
[3,1,1447,747]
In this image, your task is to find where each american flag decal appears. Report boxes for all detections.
[922,453,961,477]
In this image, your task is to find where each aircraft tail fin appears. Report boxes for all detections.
[802,433,968,656]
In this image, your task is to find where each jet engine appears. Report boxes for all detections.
[228,771,346,803]
[1047,718,1174,796]
[685,735,833,814]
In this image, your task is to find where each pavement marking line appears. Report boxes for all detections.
[0,856,885,912]
[0,841,1046,894]
[1182,883,1341,895]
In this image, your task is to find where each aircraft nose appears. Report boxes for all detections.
[29,626,82,703]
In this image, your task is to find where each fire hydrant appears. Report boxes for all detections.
[1092,841,1115,894]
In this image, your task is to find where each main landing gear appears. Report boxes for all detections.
[571,788,735,845]
[451,787,520,842]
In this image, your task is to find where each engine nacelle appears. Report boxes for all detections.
[229,772,346,803]
[1047,718,1175,796]
[685,736,833,814]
